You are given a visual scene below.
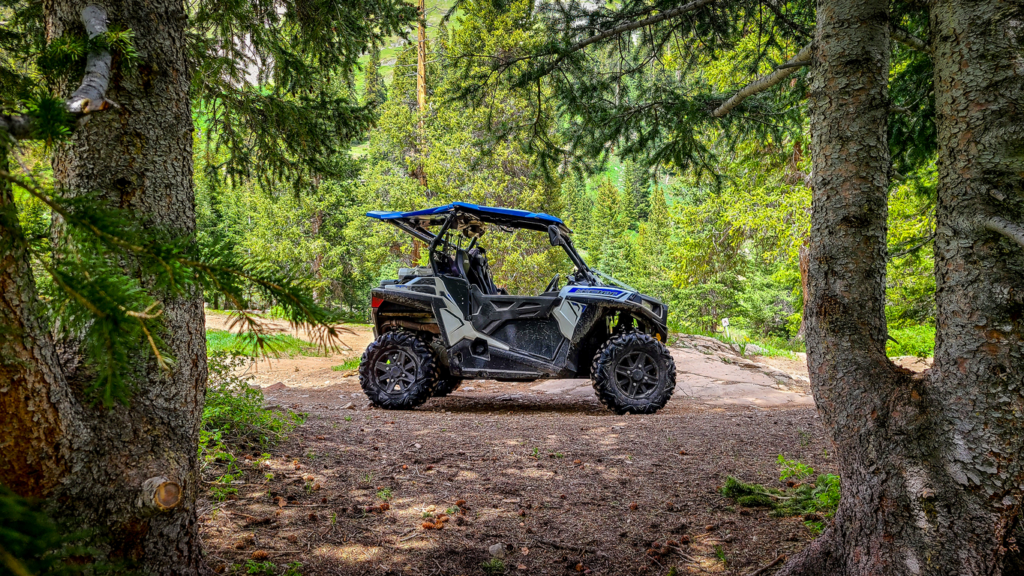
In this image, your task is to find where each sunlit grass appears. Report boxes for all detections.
[206,329,324,357]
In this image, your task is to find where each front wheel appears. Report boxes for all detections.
[359,332,438,409]
[591,331,676,414]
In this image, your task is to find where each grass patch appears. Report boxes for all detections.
[721,456,840,534]
[331,358,361,371]
[481,558,505,575]
[886,324,935,357]
[206,329,323,358]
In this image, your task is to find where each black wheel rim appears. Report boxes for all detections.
[373,349,418,396]
[613,350,660,399]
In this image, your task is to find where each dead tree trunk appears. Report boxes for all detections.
[779,0,1024,572]
[1,1,206,574]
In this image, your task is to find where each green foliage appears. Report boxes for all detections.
[332,358,361,371]
[480,558,506,575]
[777,455,815,482]
[1,173,345,406]
[362,47,388,106]
[244,560,278,576]
[0,485,102,576]
[188,0,417,186]
[721,457,841,531]
[201,352,305,453]
[886,325,935,358]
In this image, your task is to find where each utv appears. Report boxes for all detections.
[360,202,676,414]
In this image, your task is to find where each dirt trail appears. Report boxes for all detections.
[198,314,836,575]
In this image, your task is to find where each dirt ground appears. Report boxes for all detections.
[199,314,836,576]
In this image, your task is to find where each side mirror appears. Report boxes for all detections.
[547,224,565,247]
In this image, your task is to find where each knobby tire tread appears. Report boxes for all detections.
[591,330,676,414]
[359,331,438,409]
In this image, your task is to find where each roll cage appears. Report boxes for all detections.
[366,202,596,291]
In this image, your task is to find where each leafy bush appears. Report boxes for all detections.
[202,352,305,451]
[200,353,305,502]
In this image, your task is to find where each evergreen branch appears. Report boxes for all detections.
[136,317,169,373]
[538,0,717,75]
[712,42,813,118]
[888,233,935,260]
[0,5,114,140]
[984,217,1024,250]
[891,26,930,56]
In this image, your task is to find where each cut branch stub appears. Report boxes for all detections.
[67,5,113,115]
[140,476,182,511]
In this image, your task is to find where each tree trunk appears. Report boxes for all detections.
[1,1,206,574]
[929,0,1024,570]
[1,147,80,501]
[777,0,921,572]
[779,0,1024,573]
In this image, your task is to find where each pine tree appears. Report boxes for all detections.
[363,47,388,106]
[620,160,651,222]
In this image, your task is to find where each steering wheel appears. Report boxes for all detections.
[543,273,560,293]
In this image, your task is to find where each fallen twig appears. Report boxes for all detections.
[745,555,787,576]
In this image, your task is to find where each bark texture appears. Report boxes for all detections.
[776,0,927,572]
[1,149,78,499]
[779,0,1024,572]
[1,1,206,574]
[929,0,1024,570]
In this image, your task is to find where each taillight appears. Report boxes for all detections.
[371,296,384,308]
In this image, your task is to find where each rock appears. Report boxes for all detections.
[489,543,506,558]
[265,382,288,391]
[745,344,763,355]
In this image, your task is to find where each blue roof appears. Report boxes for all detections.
[366,202,565,226]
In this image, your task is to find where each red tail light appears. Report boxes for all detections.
[371,296,384,308]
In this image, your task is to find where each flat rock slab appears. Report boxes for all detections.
[528,347,813,408]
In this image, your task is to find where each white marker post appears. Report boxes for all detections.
[721,317,730,339]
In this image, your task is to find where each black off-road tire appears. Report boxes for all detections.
[591,331,676,414]
[432,377,463,397]
[359,331,438,409]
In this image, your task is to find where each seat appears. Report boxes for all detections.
[466,247,500,295]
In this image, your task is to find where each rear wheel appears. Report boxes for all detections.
[432,377,463,397]
[359,332,438,409]
[591,331,676,414]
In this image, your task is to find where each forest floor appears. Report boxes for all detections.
[198,314,923,576]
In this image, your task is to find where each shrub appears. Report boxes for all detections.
[202,352,305,451]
